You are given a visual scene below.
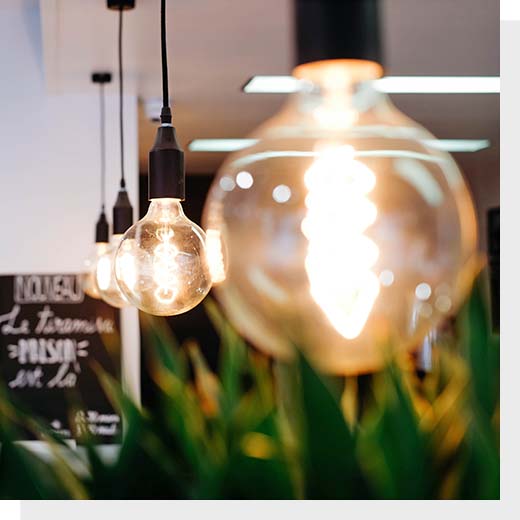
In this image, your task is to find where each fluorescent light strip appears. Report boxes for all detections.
[242,76,300,94]
[188,139,258,152]
[377,76,500,94]
[188,138,490,153]
[242,75,500,94]
[424,139,490,152]
[243,76,300,93]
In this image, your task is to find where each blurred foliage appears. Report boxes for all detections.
[0,278,499,499]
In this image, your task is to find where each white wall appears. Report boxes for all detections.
[0,1,140,403]
[0,2,139,273]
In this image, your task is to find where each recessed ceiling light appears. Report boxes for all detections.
[242,75,500,94]
[188,138,491,153]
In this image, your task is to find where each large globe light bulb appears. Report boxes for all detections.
[202,60,479,374]
[114,198,212,316]
[96,234,133,308]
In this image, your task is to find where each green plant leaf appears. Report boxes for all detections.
[459,277,500,421]
[297,354,367,499]
[358,364,433,499]
[219,413,295,499]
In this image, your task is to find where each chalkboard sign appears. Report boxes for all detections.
[0,274,121,443]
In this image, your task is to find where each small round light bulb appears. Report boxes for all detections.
[82,242,109,299]
[114,198,212,316]
[83,210,110,300]
[96,234,132,308]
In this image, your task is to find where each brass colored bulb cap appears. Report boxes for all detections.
[293,59,383,86]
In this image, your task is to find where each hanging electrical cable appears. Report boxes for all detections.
[114,0,212,317]
[112,2,132,230]
[82,72,112,300]
[118,7,126,189]
[96,0,135,309]
[98,74,107,214]
[160,0,171,125]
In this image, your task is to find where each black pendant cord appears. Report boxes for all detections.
[96,80,109,243]
[160,0,172,124]
[118,7,126,189]
[99,82,107,212]
[92,71,111,244]
[148,0,185,201]
[111,3,133,236]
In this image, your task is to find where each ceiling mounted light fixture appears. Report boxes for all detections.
[82,72,112,300]
[202,0,479,374]
[114,0,211,316]
[187,138,491,154]
[188,139,259,152]
[96,0,135,309]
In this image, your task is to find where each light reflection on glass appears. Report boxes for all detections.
[379,269,395,287]
[418,302,433,318]
[435,294,452,313]
[219,176,236,192]
[236,171,254,189]
[272,184,292,204]
[415,282,432,301]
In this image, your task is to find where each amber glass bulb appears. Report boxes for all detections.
[82,242,109,299]
[114,198,212,316]
[202,59,478,374]
[96,234,131,308]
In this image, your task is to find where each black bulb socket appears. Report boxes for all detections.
[295,0,382,66]
[148,123,185,201]
[107,0,135,10]
[92,72,112,84]
[112,189,133,235]
[95,211,109,243]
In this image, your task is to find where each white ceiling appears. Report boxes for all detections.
[39,0,499,235]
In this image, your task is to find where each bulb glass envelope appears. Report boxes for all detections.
[114,198,212,316]
[82,242,109,299]
[202,60,479,374]
[96,234,131,308]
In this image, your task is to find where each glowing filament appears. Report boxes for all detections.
[302,145,380,339]
[153,228,180,304]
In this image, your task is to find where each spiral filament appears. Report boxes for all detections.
[302,145,380,339]
[153,227,180,304]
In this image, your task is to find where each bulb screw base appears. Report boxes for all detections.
[95,211,110,243]
[148,123,185,200]
[113,189,133,234]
